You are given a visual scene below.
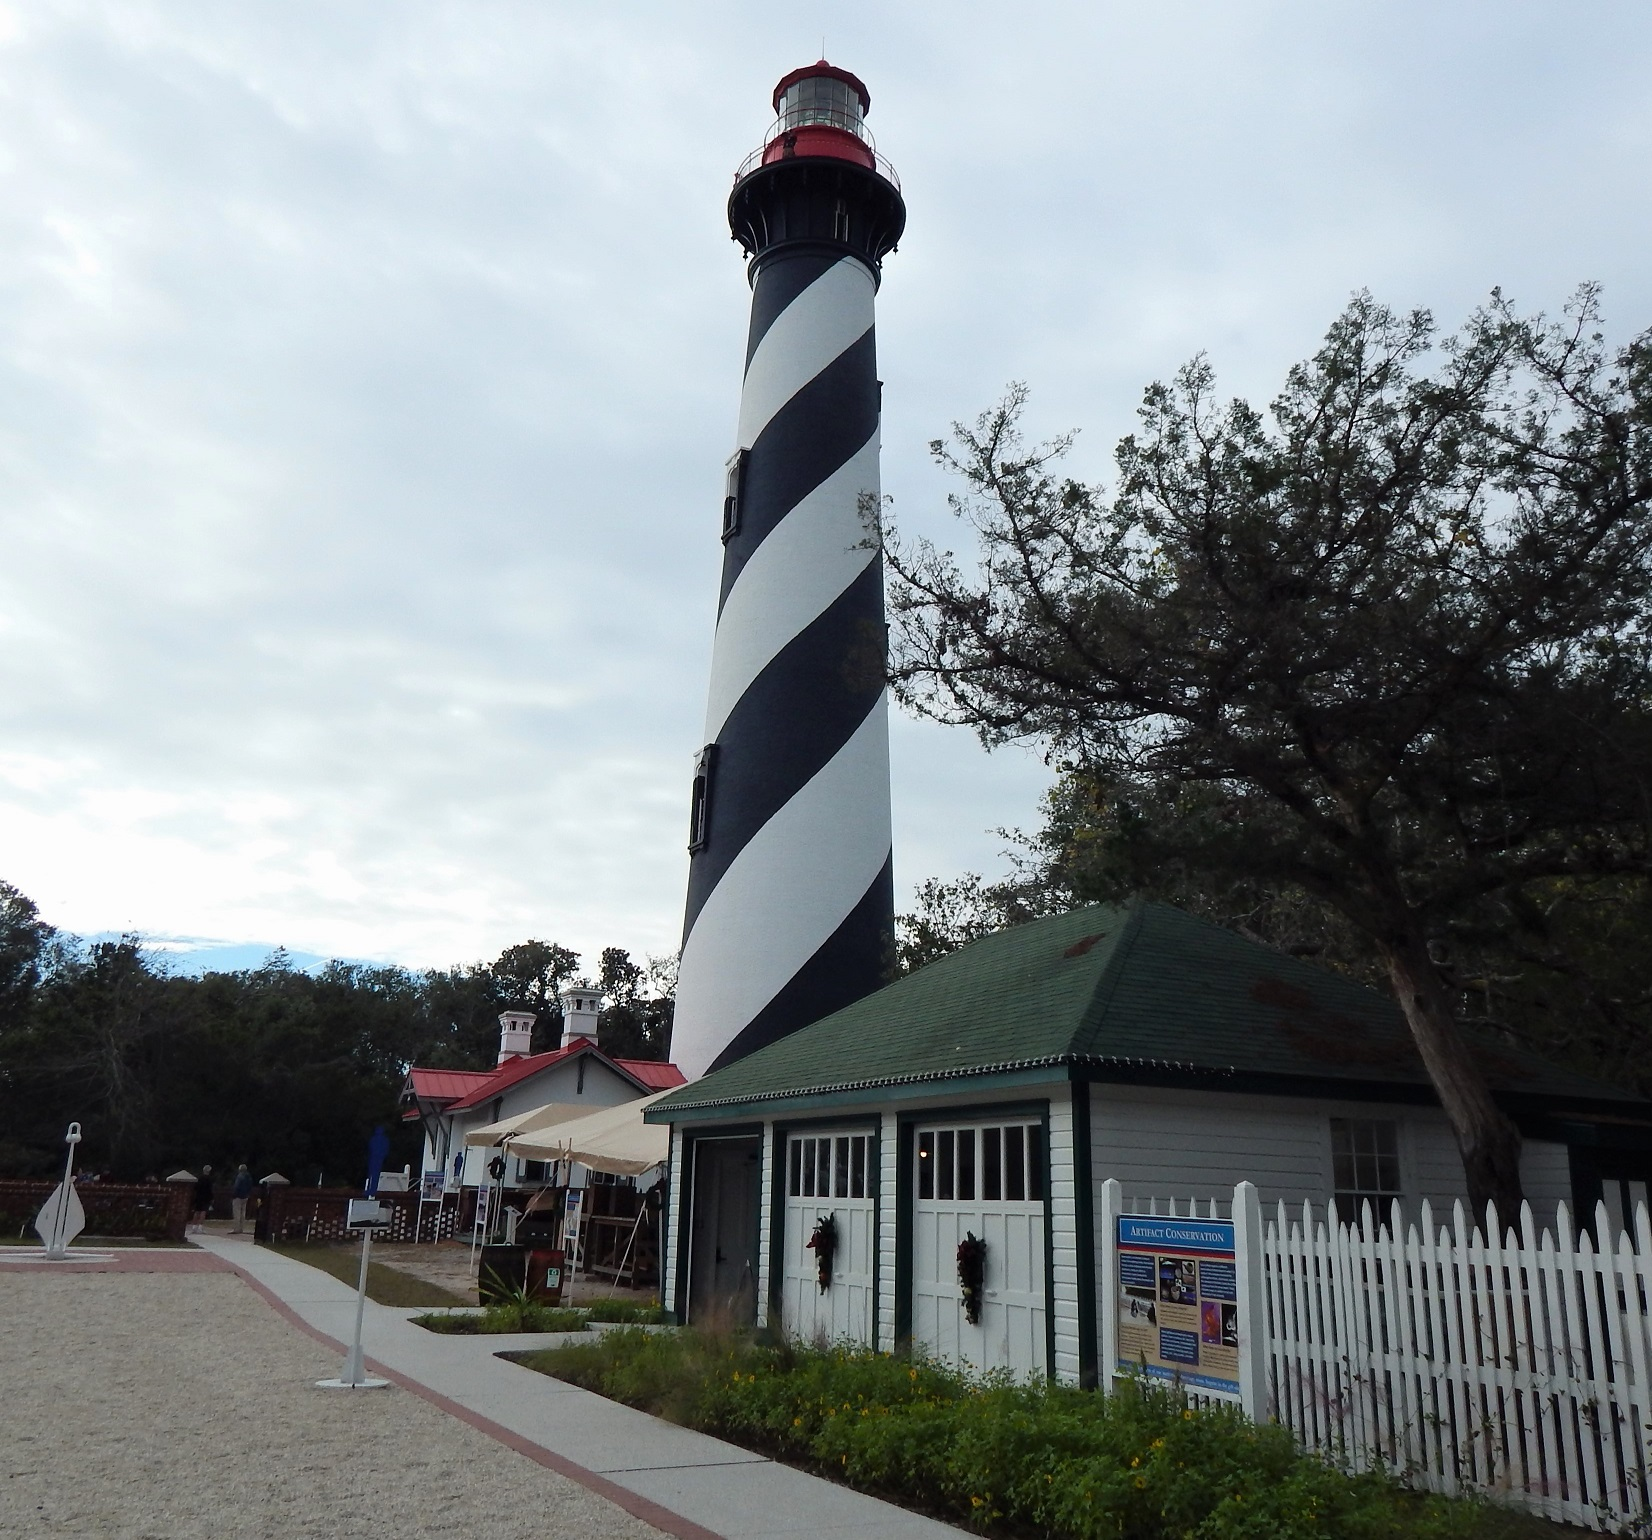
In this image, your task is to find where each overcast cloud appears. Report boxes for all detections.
[1,1,1649,973]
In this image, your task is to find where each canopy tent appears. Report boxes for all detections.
[509,1090,671,1176]
[462,1102,588,1147]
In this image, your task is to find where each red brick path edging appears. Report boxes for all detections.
[0,1248,233,1274]
[220,1260,725,1540]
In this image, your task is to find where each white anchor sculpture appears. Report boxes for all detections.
[34,1122,87,1259]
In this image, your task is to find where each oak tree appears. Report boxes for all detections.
[883,290,1652,1221]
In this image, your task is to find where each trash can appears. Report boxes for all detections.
[525,1247,566,1305]
[477,1244,526,1303]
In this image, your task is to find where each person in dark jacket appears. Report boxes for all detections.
[191,1165,214,1231]
[231,1165,254,1234]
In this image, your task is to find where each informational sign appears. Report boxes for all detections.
[1116,1215,1240,1396]
[420,1170,445,1202]
[345,1199,392,1231]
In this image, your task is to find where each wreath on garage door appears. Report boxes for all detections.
[956,1232,987,1325]
[805,1213,839,1293]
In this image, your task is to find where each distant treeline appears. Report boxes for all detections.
[0,880,673,1185]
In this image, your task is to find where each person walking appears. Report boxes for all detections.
[191,1164,214,1232]
[230,1164,254,1234]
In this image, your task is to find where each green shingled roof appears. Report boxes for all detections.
[654,900,1640,1114]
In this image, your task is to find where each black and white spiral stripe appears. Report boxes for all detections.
[673,250,894,1079]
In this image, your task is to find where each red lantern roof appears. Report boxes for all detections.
[772,60,871,114]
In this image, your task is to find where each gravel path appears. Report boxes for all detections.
[0,1271,669,1539]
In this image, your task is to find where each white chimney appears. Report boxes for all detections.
[557,986,604,1049]
[497,1010,536,1063]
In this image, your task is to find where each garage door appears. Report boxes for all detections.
[781,1129,876,1346]
[911,1117,1046,1376]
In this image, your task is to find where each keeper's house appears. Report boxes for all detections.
[647,901,1652,1384]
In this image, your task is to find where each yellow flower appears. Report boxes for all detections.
[792,1417,802,1427]
[1130,1457,1140,1468]
[971,1497,983,1508]
[1134,1476,1146,1490]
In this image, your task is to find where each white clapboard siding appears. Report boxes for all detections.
[1048,1090,1081,1383]
[1091,1086,1574,1234]
[1263,1196,1652,1532]
[662,1124,685,1317]
[878,1110,898,1351]
[1090,1085,1342,1209]
[755,1123,775,1328]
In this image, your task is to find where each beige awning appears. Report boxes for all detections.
[462,1102,588,1147]
[509,1091,672,1176]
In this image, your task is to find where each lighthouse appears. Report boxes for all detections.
[672,63,906,1080]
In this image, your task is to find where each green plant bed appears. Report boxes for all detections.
[260,1242,468,1308]
[581,1299,667,1325]
[413,1304,588,1335]
[515,1331,1579,1540]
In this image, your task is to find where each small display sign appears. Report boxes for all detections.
[420,1171,445,1201]
[346,1199,393,1231]
[1116,1215,1240,1396]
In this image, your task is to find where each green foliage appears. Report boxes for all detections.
[413,1304,587,1334]
[0,879,674,1182]
[262,1242,468,1308]
[524,1332,1526,1539]
[581,1297,668,1324]
[596,948,675,1061]
[883,289,1652,1213]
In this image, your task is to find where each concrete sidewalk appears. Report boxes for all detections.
[196,1233,962,1540]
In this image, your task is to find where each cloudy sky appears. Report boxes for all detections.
[1,1,1648,974]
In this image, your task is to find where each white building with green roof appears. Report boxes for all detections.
[647,900,1652,1384]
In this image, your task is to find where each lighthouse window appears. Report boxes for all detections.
[722,449,748,541]
[833,198,849,242]
[688,745,716,851]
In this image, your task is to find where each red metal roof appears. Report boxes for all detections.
[772,60,870,112]
[405,1068,493,1105]
[622,1060,688,1091]
[434,1044,688,1113]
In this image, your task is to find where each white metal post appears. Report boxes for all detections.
[1097,1176,1121,1395]
[1232,1180,1268,1422]
[317,1204,389,1390]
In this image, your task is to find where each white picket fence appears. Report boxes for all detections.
[1263,1195,1652,1532]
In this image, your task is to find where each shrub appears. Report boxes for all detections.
[583,1298,668,1325]
[412,1304,586,1335]
[523,1332,1519,1539]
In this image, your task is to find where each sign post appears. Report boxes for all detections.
[316,1199,391,1390]
[417,1170,445,1244]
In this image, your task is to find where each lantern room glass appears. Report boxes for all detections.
[777,76,866,139]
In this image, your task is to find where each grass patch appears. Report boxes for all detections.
[582,1298,667,1325]
[516,1330,1579,1539]
[261,1241,468,1308]
[413,1304,588,1335]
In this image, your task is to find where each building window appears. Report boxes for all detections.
[722,449,748,541]
[788,1133,871,1200]
[688,745,716,852]
[832,197,849,242]
[1330,1118,1403,1227]
[914,1120,1044,1204]
[519,1159,548,1183]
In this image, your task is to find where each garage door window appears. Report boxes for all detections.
[789,1133,871,1200]
[918,1122,1042,1202]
